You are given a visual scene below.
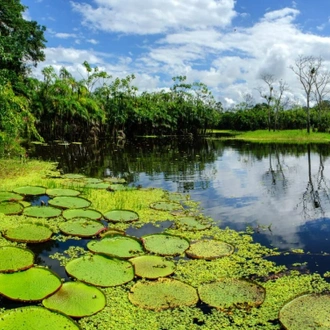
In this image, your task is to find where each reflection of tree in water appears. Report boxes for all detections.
[296,145,330,219]
[30,137,224,193]
[262,145,288,197]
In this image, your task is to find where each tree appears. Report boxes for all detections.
[290,56,322,133]
[0,0,46,84]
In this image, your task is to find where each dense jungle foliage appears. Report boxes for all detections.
[1,0,330,157]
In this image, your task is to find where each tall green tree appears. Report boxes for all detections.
[0,0,46,84]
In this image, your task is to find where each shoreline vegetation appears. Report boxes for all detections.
[1,159,330,329]
[208,129,330,144]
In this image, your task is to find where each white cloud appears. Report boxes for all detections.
[54,33,77,39]
[87,39,99,44]
[71,0,237,34]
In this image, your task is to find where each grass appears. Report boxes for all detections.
[208,129,330,144]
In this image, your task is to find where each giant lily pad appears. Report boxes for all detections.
[13,186,46,196]
[62,173,86,179]
[62,208,103,220]
[0,246,34,273]
[59,219,106,237]
[175,216,212,231]
[103,177,126,184]
[0,267,62,301]
[65,254,134,287]
[0,306,80,330]
[129,278,198,311]
[0,201,23,215]
[46,188,81,197]
[49,196,91,209]
[150,201,183,211]
[0,191,24,202]
[186,239,234,260]
[3,223,52,243]
[130,255,175,279]
[104,209,139,223]
[23,206,62,218]
[43,281,106,317]
[198,278,265,310]
[142,234,190,256]
[279,293,330,329]
[87,235,144,258]
[85,182,110,189]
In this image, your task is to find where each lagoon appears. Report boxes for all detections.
[30,136,330,274]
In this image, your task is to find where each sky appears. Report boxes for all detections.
[21,0,330,108]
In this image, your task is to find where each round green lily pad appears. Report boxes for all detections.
[83,178,103,184]
[43,281,106,317]
[129,278,198,311]
[0,201,23,215]
[0,267,62,301]
[85,182,110,189]
[62,208,103,220]
[130,255,175,279]
[167,193,188,202]
[46,188,81,197]
[65,254,134,287]
[0,246,34,273]
[150,201,183,211]
[198,278,265,310]
[0,191,24,202]
[59,219,106,237]
[49,196,91,209]
[104,209,139,223]
[62,173,86,179]
[186,239,235,260]
[176,216,212,231]
[142,234,190,256]
[279,293,330,329]
[3,223,53,243]
[108,184,134,192]
[23,206,62,218]
[0,306,81,330]
[13,186,46,195]
[103,177,126,184]
[87,235,144,258]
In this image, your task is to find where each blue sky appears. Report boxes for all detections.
[22,0,330,107]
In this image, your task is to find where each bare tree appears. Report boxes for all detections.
[313,69,330,130]
[290,55,323,133]
[258,74,289,131]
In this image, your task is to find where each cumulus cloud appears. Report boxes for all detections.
[71,0,236,34]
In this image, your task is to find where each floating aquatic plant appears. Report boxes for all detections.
[65,254,134,287]
[46,188,81,197]
[62,208,103,220]
[142,233,190,256]
[87,235,144,258]
[0,246,34,273]
[0,306,81,330]
[150,201,183,211]
[279,293,330,329]
[175,216,212,231]
[23,206,62,218]
[0,191,23,202]
[43,281,106,318]
[128,278,198,311]
[130,255,175,279]
[59,219,106,237]
[49,196,91,209]
[3,223,53,243]
[0,201,23,215]
[103,209,139,223]
[186,239,234,260]
[0,266,62,301]
[198,278,265,310]
[13,186,46,196]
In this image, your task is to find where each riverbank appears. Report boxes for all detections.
[208,129,330,144]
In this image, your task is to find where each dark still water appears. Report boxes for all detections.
[29,137,330,269]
